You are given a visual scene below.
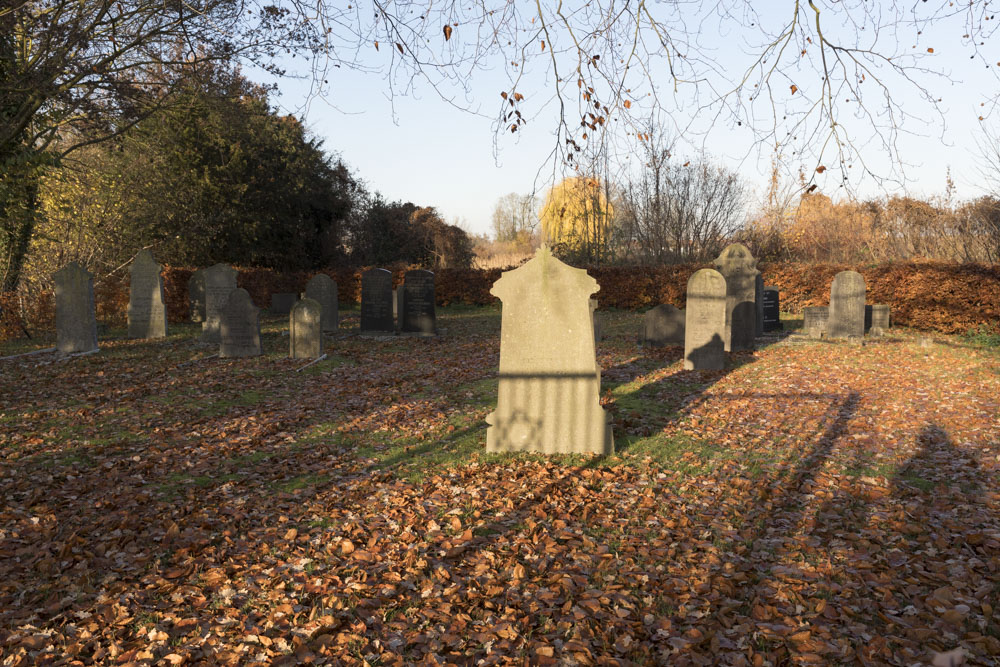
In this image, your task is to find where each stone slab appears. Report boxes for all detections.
[803,306,829,338]
[219,288,261,357]
[401,270,437,335]
[54,262,98,354]
[714,243,759,351]
[304,274,338,333]
[270,292,298,315]
[828,270,866,339]
[684,268,727,370]
[290,298,323,359]
[188,269,205,323]
[128,249,168,339]
[200,263,238,343]
[762,287,782,332]
[641,304,685,346]
[360,268,394,333]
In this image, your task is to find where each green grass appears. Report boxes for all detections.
[963,323,1000,348]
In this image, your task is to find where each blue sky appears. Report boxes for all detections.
[256,4,1000,237]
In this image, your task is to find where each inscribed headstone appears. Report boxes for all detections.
[762,287,782,332]
[486,247,613,455]
[360,269,394,334]
[683,269,727,370]
[54,262,98,354]
[755,274,764,337]
[270,293,297,315]
[713,243,759,351]
[127,249,168,339]
[219,288,261,357]
[401,269,437,335]
[304,274,338,333]
[200,263,238,343]
[641,304,685,346]
[188,269,205,323]
[290,298,323,359]
[828,270,866,339]
[869,304,890,336]
[803,307,829,338]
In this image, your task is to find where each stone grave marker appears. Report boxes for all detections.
[304,274,338,332]
[360,269,394,334]
[290,298,323,358]
[641,304,685,346]
[200,263,238,343]
[713,243,759,351]
[828,270,866,339]
[684,268,727,370]
[188,269,205,322]
[270,293,297,315]
[803,306,829,338]
[219,288,261,357]
[762,287,781,332]
[54,262,98,354]
[591,298,602,342]
[755,274,764,337]
[128,249,168,339]
[401,269,437,335]
[869,304,890,336]
[486,246,613,455]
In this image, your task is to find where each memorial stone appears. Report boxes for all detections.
[360,268,394,333]
[200,263,238,343]
[869,304,890,336]
[54,262,98,354]
[762,287,782,332]
[290,298,323,359]
[803,306,829,338]
[401,270,437,335]
[219,288,261,357]
[684,269,727,370]
[304,274,338,332]
[713,243,759,351]
[828,270,866,339]
[127,249,168,339]
[188,269,205,322]
[270,293,297,315]
[590,298,602,342]
[755,274,764,337]
[486,247,613,455]
[641,304,685,346]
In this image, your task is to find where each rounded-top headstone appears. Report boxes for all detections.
[713,243,759,352]
[684,268,727,370]
[128,249,168,339]
[219,288,261,357]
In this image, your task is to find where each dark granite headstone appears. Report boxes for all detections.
[641,304,685,346]
[269,292,297,315]
[754,274,764,337]
[128,250,168,339]
[360,268,394,333]
[762,287,781,332]
[219,288,261,357]
[54,262,98,354]
[304,274,338,333]
[401,270,437,335]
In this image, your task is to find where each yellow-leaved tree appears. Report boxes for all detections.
[539,176,614,263]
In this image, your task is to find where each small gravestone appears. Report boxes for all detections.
[188,269,205,323]
[590,298,602,342]
[128,249,168,339]
[219,288,261,357]
[762,287,781,332]
[755,274,764,337]
[200,263,238,343]
[486,246,613,455]
[270,293,297,315]
[869,304,890,335]
[713,243,759,352]
[684,269,727,370]
[360,269,394,334]
[641,304,685,346]
[803,306,829,338]
[304,274,338,333]
[54,262,98,354]
[290,298,323,358]
[401,269,437,335]
[828,270,866,339]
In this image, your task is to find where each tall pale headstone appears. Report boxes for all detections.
[304,274,338,333]
[188,269,205,323]
[128,249,168,339]
[219,288,261,357]
[54,262,98,354]
[684,269,727,371]
[200,263,238,343]
[401,269,437,335]
[290,298,323,359]
[486,247,613,455]
[828,270,866,339]
[713,243,759,352]
[360,268,394,334]
[641,304,685,346]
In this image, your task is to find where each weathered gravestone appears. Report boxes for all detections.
[714,243,759,351]
[54,262,98,354]
[401,270,437,335]
[290,298,323,359]
[219,288,261,357]
[486,247,613,455]
[684,269,727,370]
[270,293,297,315]
[755,274,764,337]
[641,304,685,346]
[868,304,890,336]
[828,270,866,339]
[590,298,602,342]
[360,269,394,334]
[762,287,782,332]
[304,274,338,332]
[200,263,238,343]
[188,269,205,323]
[803,306,829,338]
[392,288,402,328]
[128,249,168,339]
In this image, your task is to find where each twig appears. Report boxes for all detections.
[295,353,327,372]
[0,346,56,361]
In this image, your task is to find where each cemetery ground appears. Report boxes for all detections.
[1,308,999,666]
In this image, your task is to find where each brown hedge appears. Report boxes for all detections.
[3,260,997,341]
